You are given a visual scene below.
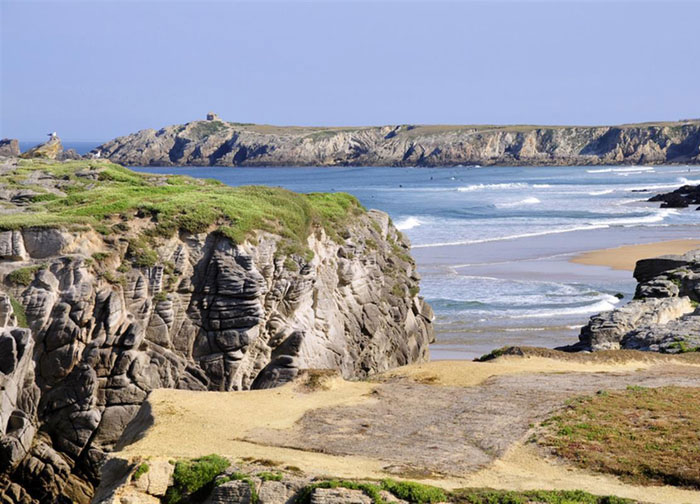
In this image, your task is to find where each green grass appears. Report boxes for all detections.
[6,265,44,286]
[132,462,149,481]
[257,471,283,482]
[296,479,445,504]
[449,488,633,503]
[165,454,230,504]
[381,479,446,503]
[0,159,364,257]
[189,120,227,139]
[9,296,28,328]
[91,252,111,263]
[667,340,698,353]
[539,386,700,488]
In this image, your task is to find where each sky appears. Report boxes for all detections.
[1,1,699,141]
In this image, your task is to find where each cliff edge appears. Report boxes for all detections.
[94,116,700,167]
[0,157,433,503]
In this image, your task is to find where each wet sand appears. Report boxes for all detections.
[571,239,700,271]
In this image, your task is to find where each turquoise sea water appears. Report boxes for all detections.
[132,164,700,359]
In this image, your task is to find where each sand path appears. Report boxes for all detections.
[115,352,700,504]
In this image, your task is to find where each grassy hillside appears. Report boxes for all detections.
[0,158,364,246]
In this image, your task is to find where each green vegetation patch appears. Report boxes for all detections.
[189,120,227,139]
[256,471,283,482]
[667,340,699,353]
[296,479,445,504]
[539,386,700,488]
[0,160,364,256]
[6,265,45,286]
[9,296,28,328]
[449,488,633,504]
[381,479,446,503]
[165,454,230,504]
[132,462,149,481]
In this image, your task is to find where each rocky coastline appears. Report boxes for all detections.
[89,116,700,167]
[0,155,433,503]
[565,248,700,353]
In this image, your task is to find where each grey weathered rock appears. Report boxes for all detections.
[93,118,700,167]
[0,139,20,158]
[20,137,63,160]
[310,487,373,504]
[258,480,302,504]
[0,231,27,261]
[572,248,700,352]
[207,480,252,504]
[0,211,432,503]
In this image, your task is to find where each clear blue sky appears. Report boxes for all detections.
[2,1,699,141]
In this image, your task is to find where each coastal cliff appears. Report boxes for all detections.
[94,116,700,167]
[571,249,700,353]
[0,158,433,503]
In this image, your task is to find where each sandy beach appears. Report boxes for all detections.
[571,239,700,271]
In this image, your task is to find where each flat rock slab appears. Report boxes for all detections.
[244,365,700,476]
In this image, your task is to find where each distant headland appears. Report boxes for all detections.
[85,114,700,167]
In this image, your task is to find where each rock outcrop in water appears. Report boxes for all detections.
[93,116,700,167]
[648,184,700,209]
[0,157,433,503]
[569,249,700,352]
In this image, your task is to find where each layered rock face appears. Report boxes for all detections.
[0,195,432,501]
[571,250,700,352]
[94,117,700,167]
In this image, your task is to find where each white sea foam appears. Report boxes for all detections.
[512,295,620,319]
[588,189,614,195]
[457,182,529,192]
[532,184,552,188]
[496,197,541,208]
[587,167,655,174]
[412,224,611,249]
[596,208,678,226]
[395,216,423,230]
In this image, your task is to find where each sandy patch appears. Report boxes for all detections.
[117,377,390,479]
[115,357,700,504]
[381,355,661,387]
[571,239,700,271]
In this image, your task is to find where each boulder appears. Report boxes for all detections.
[206,480,252,504]
[0,231,27,260]
[0,139,20,157]
[310,488,372,504]
[20,137,63,160]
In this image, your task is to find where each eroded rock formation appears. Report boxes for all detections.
[93,117,700,167]
[569,249,700,352]
[0,188,432,502]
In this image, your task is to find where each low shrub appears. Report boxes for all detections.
[164,454,230,504]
